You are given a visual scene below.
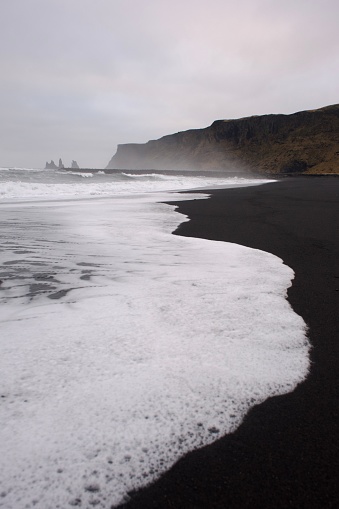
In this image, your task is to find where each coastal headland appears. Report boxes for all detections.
[118,177,339,509]
[106,104,339,175]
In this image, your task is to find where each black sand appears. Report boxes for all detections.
[119,178,339,509]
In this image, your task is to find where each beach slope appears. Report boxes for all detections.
[119,177,339,509]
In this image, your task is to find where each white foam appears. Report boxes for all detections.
[57,171,94,178]
[121,172,161,178]
[0,192,310,508]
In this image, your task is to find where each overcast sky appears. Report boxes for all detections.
[1,0,338,168]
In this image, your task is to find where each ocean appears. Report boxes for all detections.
[0,167,310,508]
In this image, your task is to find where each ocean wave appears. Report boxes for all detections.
[0,167,274,201]
[121,172,163,179]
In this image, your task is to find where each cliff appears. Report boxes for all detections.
[106,104,339,174]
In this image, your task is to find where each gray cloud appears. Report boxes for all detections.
[0,0,338,168]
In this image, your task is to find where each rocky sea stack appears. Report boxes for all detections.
[45,160,58,170]
[45,159,80,170]
[106,104,339,174]
[45,158,64,170]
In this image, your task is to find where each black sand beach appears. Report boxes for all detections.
[119,177,339,509]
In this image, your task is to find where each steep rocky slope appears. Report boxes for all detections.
[106,104,339,174]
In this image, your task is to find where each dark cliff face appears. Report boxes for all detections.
[106,104,339,174]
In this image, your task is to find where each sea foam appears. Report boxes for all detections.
[0,190,310,508]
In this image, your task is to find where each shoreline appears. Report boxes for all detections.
[119,177,339,508]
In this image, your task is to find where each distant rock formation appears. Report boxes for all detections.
[45,160,58,170]
[45,158,71,169]
[106,104,339,174]
[71,160,80,169]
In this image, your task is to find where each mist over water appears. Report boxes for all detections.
[0,168,310,508]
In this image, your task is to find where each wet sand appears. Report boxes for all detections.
[118,177,339,509]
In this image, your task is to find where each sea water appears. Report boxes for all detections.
[0,168,310,508]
